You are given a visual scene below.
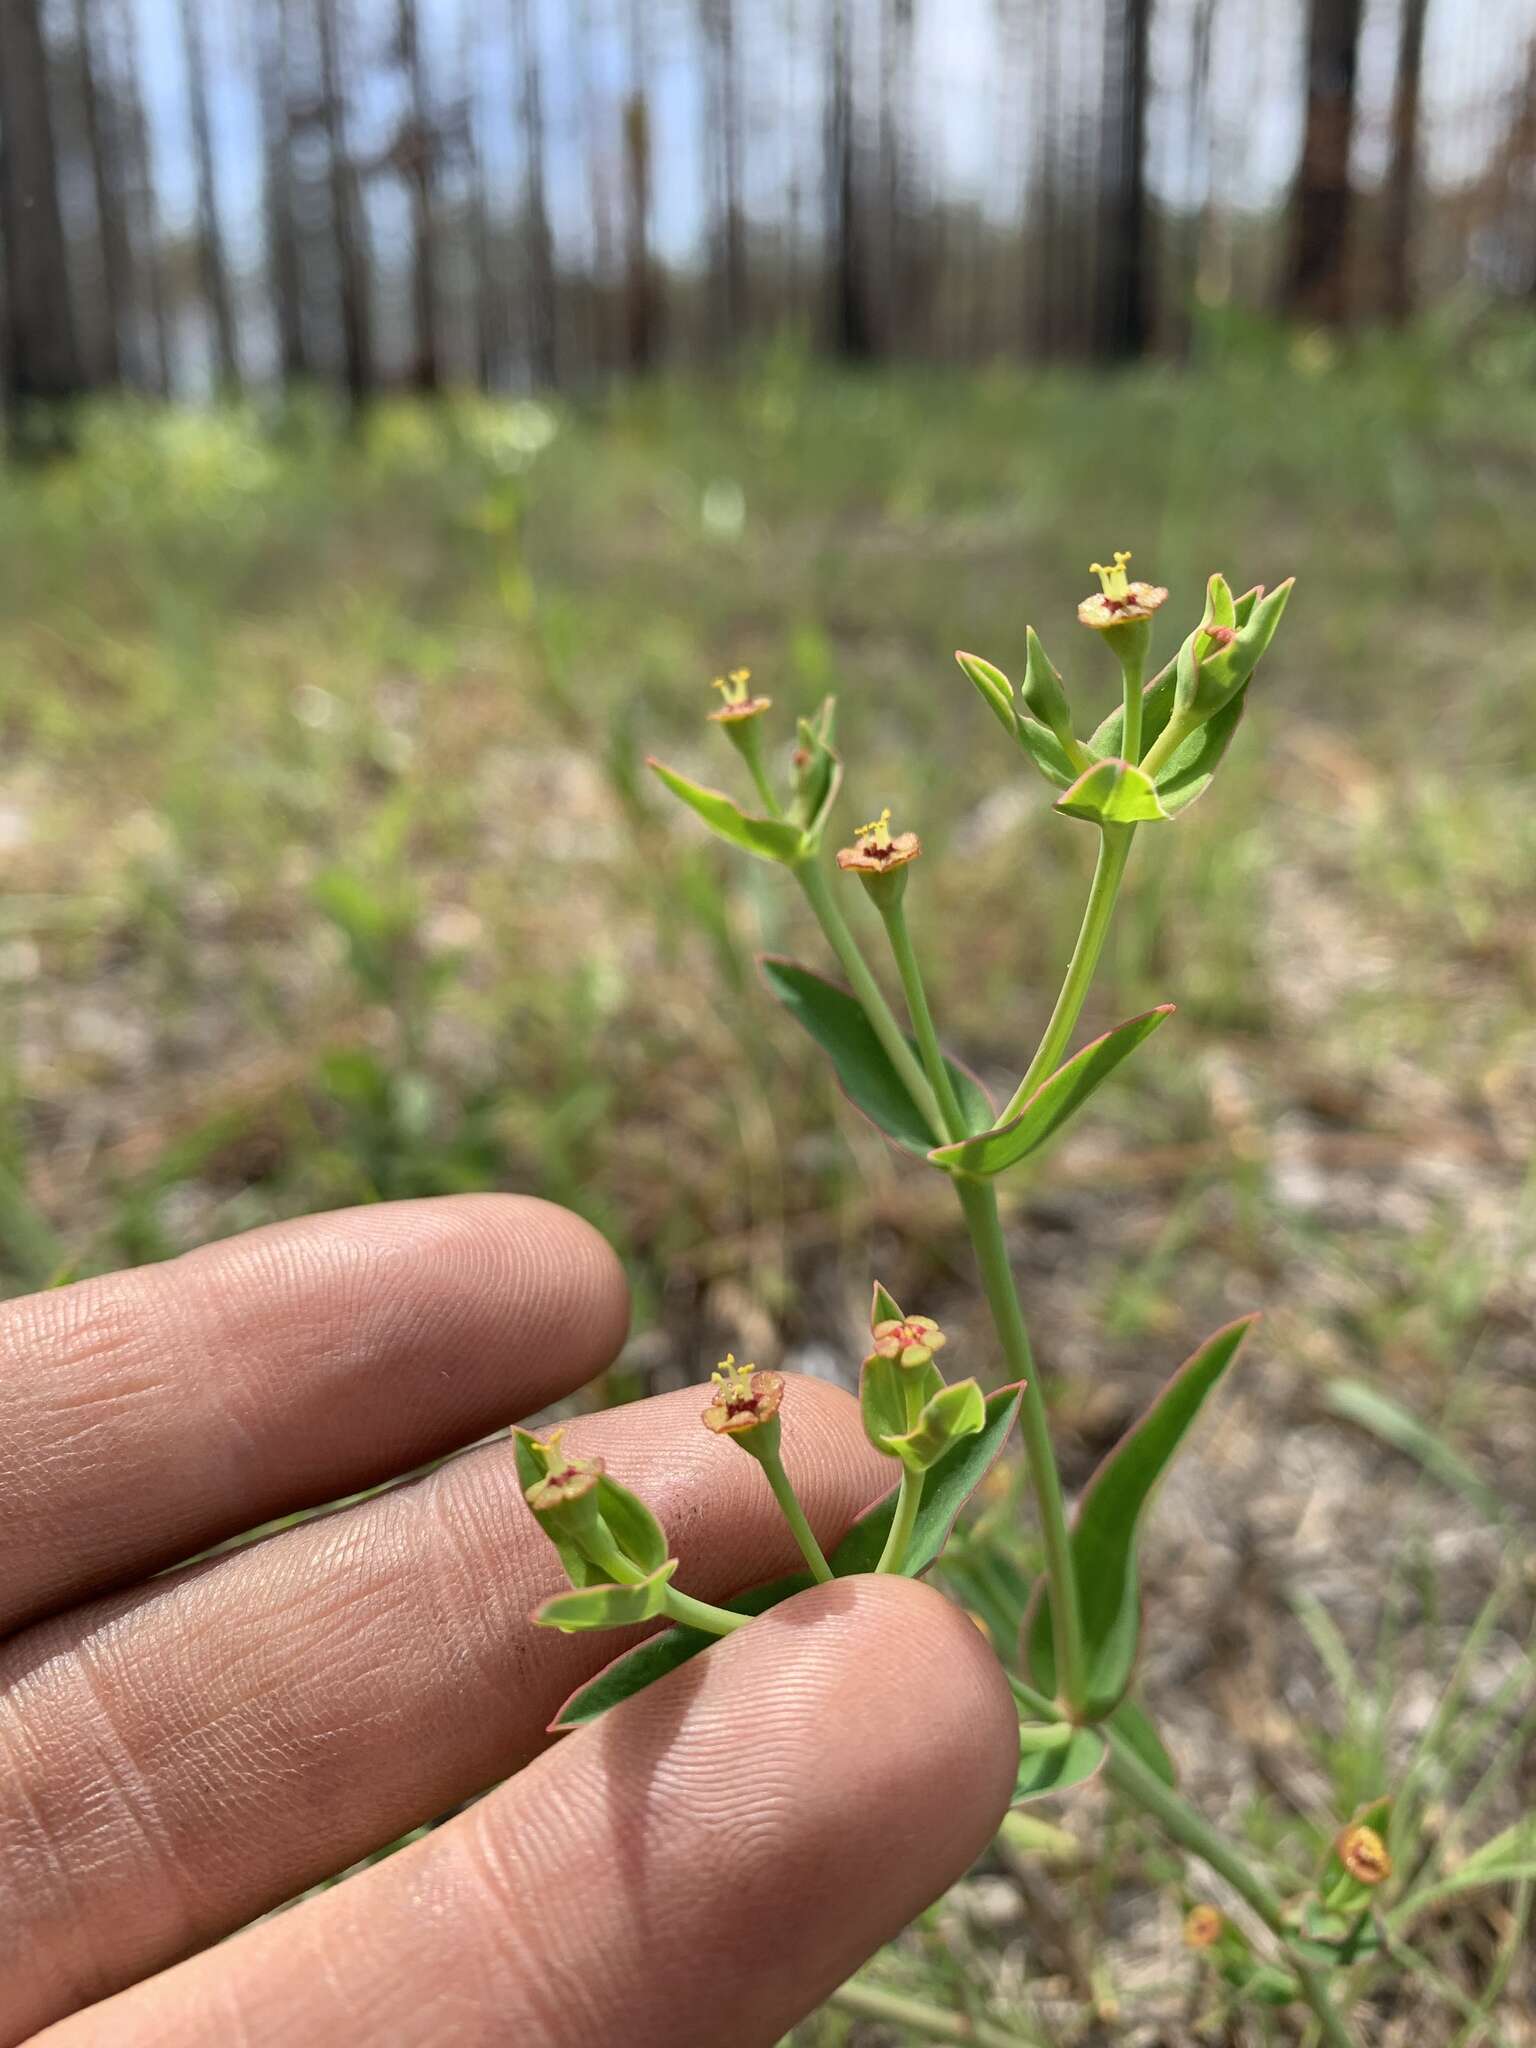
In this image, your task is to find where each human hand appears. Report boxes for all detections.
[1,1195,1016,2045]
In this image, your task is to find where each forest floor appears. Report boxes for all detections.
[2,325,1534,2042]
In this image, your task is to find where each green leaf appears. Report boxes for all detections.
[1108,1695,1177,1786]
[886,1377,987,1474]
[1014,1724,1107,1804]
[596,1473,670,1574]
[870,1279,904,1328]
[647,758,807,864]
[1015,713,1080,790]
[761,956,992,1156]
[1203,572,1237,631]
[534,1560,678,1633]
[1054,757,1169,826]
[552,1383,1024,1730]
[1395,1816,1536,1923]
[1322,1379,1501,1516]
[1027,1316,1257,1716]
[860,1354,943,1458]
[1020,627,1075,742]
[955,650,1017,740]
[929,1007,1174,1179]
[1150,686,1248,815]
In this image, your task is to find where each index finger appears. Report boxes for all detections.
[0,1195,629,1633]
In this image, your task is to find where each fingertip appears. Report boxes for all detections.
[471,1194,632,1381]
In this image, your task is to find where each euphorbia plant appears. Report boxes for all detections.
[514,558,1393,2044]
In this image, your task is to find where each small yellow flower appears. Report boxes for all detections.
[835,807,922,875]
[1184,1904,1225,1949]
[707,666,773,724]
[702,1353,785,1435]
[523,1427,604,1512]
[1077,549,1169,631]
[1338,1824,1392,1887]
[869,1313,946,1368]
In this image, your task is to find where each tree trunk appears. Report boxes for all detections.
[74,0,133,385]
[114,0,172,395]
[0,0,83,414]
[1283,0,1363,325]
[827,0,872,360]
[514,0,557,385]
[398,0,439,391]
[1381,0,1428,324]
[316,0,372,407]
[260,0,307,383]
[1096,0,1153,360]
[178,0,239,389]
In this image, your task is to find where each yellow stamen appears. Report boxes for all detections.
[855,807,894,847]
[711,1352,756,1395]
[1089,550,1133,601]
[711,668,752,706]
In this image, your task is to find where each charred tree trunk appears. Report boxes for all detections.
[316,0,372,407]
[397,0,439,390]
[514,0,557,385]
[826,0,872,360]
[114,0,171,394]
[1283,0,1363,325]
[178,0,239,389]
[1095,0,1153,360]
[0,0,83,417]
[1381,0,1427,324]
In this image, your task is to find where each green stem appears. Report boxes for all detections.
[1120,650,1146,766]
[829,1977,1034,2048]
[794,858,946,1142]
[998,823,1133,1125]
[956,1176,1085,1711]
[661,1586,753,1637]
[1139,706,1198,783]
[878,895,968,1143]
[743,743,783,818]
[875,1465,924,1574]
[755,1440,834,1583]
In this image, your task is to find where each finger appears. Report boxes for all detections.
[35,1575,1017,2048]
[0,1378,887,2043]
[0,1193,629,1632]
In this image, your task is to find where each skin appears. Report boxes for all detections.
[0,1194,1018,2046]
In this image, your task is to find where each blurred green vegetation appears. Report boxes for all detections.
[3,310,1534,2038]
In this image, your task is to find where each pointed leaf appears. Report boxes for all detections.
[870,1279,904,1329]
[761,956,992,1155]
[860,1353,943,1458]
[955,650,1018,740]
[1055,757,1169,826]
[886,1377,986,1474]
[929,1007,1174,1179]
[534,1560,678,1633]
[1016,713,1080,790]
[791,700,843,842]
[1014,1724,1107,1804]
[648,759,807,864]
[552,1383,1023,1730]
[1027,1316,1257,1716]
[596,1473,669,1574]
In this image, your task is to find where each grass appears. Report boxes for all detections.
[2,314,1534,2039]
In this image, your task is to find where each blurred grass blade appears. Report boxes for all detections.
[1323,1379,1500,1517]
[1393,1817,1536,1925]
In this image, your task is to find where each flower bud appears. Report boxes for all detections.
[1338,1824,1391,1889]
[869,1312,947,1370]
